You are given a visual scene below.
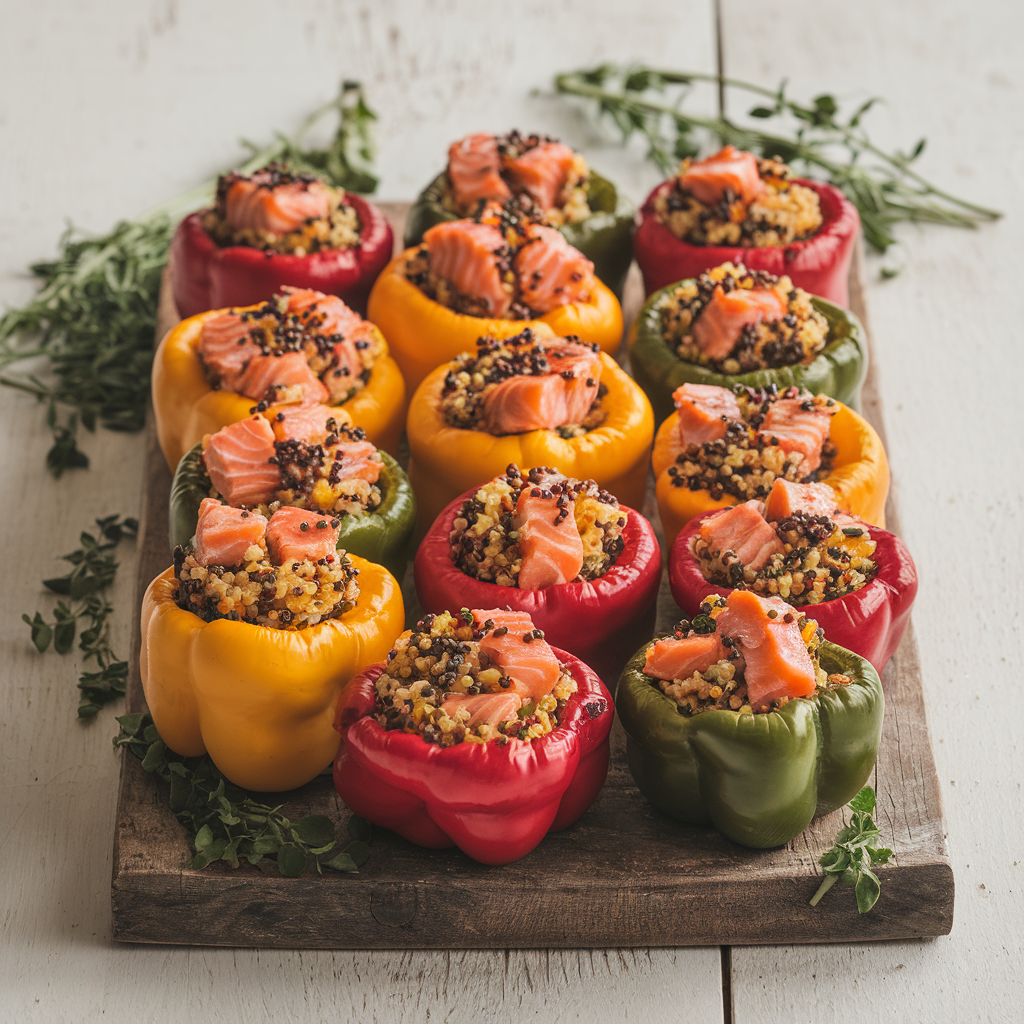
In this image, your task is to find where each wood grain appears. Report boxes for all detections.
[111,207,952,950]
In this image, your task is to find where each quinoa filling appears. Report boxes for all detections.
[449,464,625,587]
[668,387,838,501]
[659,262,829,373]
[373,610,577,746]
[656,156,823,247]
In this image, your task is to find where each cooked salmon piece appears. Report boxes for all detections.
[447,133,512,210]
[757,396,834,475]
[715,590,817,708]
[441,692,523,728]
[202,416,280,507]
[680,145,766,206]
[513,486,584,589]
[225,175,331,235]
[328,440,381,485]
[267,403,349,445]
[673,383,742,446]
[697,501,783,571]
[281,287,365,338]
[237,352,329,404]
[423,219,512,317]
[505,141,577,212]
[644,633,730,681]
[193,498,268,567]
[472,608,561,701]
[691,285,788,360]
[514,224,595,313]
[198,311,263,390]
[265,507,341,565]
[763,479,839,522]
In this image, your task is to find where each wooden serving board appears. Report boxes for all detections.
[111,205,953,948]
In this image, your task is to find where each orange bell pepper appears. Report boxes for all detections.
[652,399,889,547]
[152,305,406,469]
[407,349,654,529]
[366,249,624,394]
[140,555,404,792]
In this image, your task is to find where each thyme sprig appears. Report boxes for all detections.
[23,513,138,717]
[0,82,379,476]
[554,66,1000,255]
[810,786,893,914]
[114,712,371,876]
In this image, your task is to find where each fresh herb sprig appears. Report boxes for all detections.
[554,66,1000,256]
[23,513,138,717]
[810,786,893,913]
[0,81,379,476]
[114,712,370,876]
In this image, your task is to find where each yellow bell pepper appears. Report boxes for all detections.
[152,305,407,470]
[652,400,889,548]
[366,250,625,394]
[407,351,654,529]
[140,555,404,792]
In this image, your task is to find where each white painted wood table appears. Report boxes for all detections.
[1,1,1020,1020]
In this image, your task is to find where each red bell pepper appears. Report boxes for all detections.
[668,509,918,673]
[168,192,394,318]
[634,178,860,307]
[332,649,614,865]
[414,488,662,685]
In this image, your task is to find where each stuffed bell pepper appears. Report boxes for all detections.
[617,590,883,848]
[635,146,859,307]
[169,406,416,581]
[414,464,660,684]
[403,130,635,298]
[141,498,405,792]
[652,382,889,547]
[368,199,623,392]
[407,328,654,527]
[630,261,865,423]
[152,286,406,467]
[333,607,614,865]
[169,163,393,318]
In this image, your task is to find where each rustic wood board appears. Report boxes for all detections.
[111,204,953,948]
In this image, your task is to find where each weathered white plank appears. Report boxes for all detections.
[719,1,1024,1020]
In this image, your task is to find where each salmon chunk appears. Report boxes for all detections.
[423,220,512,317]
[447,133,512,210]
[763,479,839,522]
[680,145,766,206]
[715,590,817,708]
[644,633,729,681]
[329,440,381,486]
[198,312,263,391]
[757,396,834,475]
[268,403,349,445]
[472,608,561,701]
[237,352,329,405]
[225,176,331,235]
[514,487,585,590]
[673,383,742,446]
[281,287,365,338]
[505,141,577,212]
[202,416,280,507]
[514,224,595,313]
[265,507,341,565]
[697,501,783,571]
[193,498,268,568]
[441,692,523,729]
[692,285,788,361]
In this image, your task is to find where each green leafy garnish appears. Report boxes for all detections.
[553,66,1000,257]
[22,514,137,716]
[810,786,893,913]
[0,81,379,474]
[114,712,370,876]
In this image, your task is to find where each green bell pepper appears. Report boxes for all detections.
[629,284,867,425]
[168,443,417,581]
[616,639,883,849]
[403,170,636,299]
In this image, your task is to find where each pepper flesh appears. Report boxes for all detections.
[168,192,394,319]
[332,649,614,865]
[407,350,654,529]
[616,638,883,848]
[152,305,407,468]
[668,509,917,673]
[140,556,405,792]
[415,494,661,684]
[635,178,860,308]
